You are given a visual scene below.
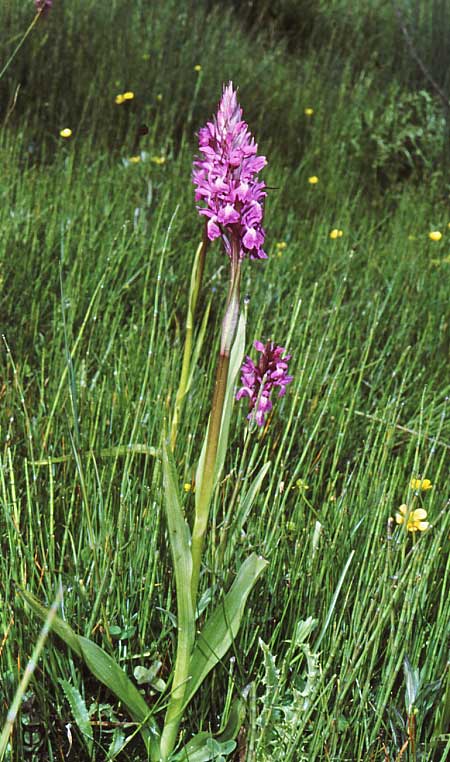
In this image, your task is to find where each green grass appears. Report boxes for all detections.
[1,1,449,760]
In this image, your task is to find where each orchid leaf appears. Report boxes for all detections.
[195,311,245,502]
[172,696,245,762]
[18,588,160,757]
[183,554,267,709]
[160,435,195,758]
[214,310,246,483]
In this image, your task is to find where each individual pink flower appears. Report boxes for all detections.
[236,340,293,426]
[193,82,267,260]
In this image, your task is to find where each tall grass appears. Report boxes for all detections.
[1,1,449,760]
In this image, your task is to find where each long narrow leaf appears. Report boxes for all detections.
[18,588,160,757]
[160,436,195,758]
[184,554,267,709]
[195,311,246,501]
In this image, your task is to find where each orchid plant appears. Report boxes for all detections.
[20,83,292,761]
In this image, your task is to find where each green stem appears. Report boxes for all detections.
[0,12,41,83]
[190,245,241,608]
[170,229,208,451]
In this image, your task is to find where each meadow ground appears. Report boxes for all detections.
[0,1,449,760]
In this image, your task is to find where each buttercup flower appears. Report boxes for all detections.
[429,231,442,241]
[395,504,429,532]
[236,340,293,426]
[329,228,343,239]
[115,94,125,105]
[123,91,135,101]
[151,156,166,165]
[194,64,202,72]
[410,478,432,491]
[59,128,72,138]
[304,107,314,116]
[308,175,319,184]
[193,81,267,260]
[129,156,141,164]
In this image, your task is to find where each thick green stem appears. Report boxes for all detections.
[159,615,194,760]
[159,439,196,761]
[170,230,208,451]
[190,351,230,607]
[190,246,241,608]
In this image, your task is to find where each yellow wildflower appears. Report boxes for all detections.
[151,156,166,165]
[156,93,163,102]
[183,483,193,493]
[59,128,72,138]
[276,241,287,256]
[329,229,343,239]
[308,175,319,185]
[123,91,135,101]
[395,504,429,533]
[410,478,432,491]
[428,231,442,241]
[194,64,202,72]
[295,479,310,492]
[115,94,125,105]
[129,156,141,164]
[304,107,314,116]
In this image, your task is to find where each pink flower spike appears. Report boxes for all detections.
[236,340,293,427]
[193,82,267,260]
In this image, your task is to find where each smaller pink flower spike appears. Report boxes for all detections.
[236,340,293,426]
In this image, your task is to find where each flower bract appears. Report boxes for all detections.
[395,504,429,532]
[193,81,267,260]
[236,340,293,426]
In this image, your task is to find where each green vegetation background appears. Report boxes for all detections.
[0,0,449,760]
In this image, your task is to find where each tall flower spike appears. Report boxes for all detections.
[193,82,267,260]
[236,340,293,426]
